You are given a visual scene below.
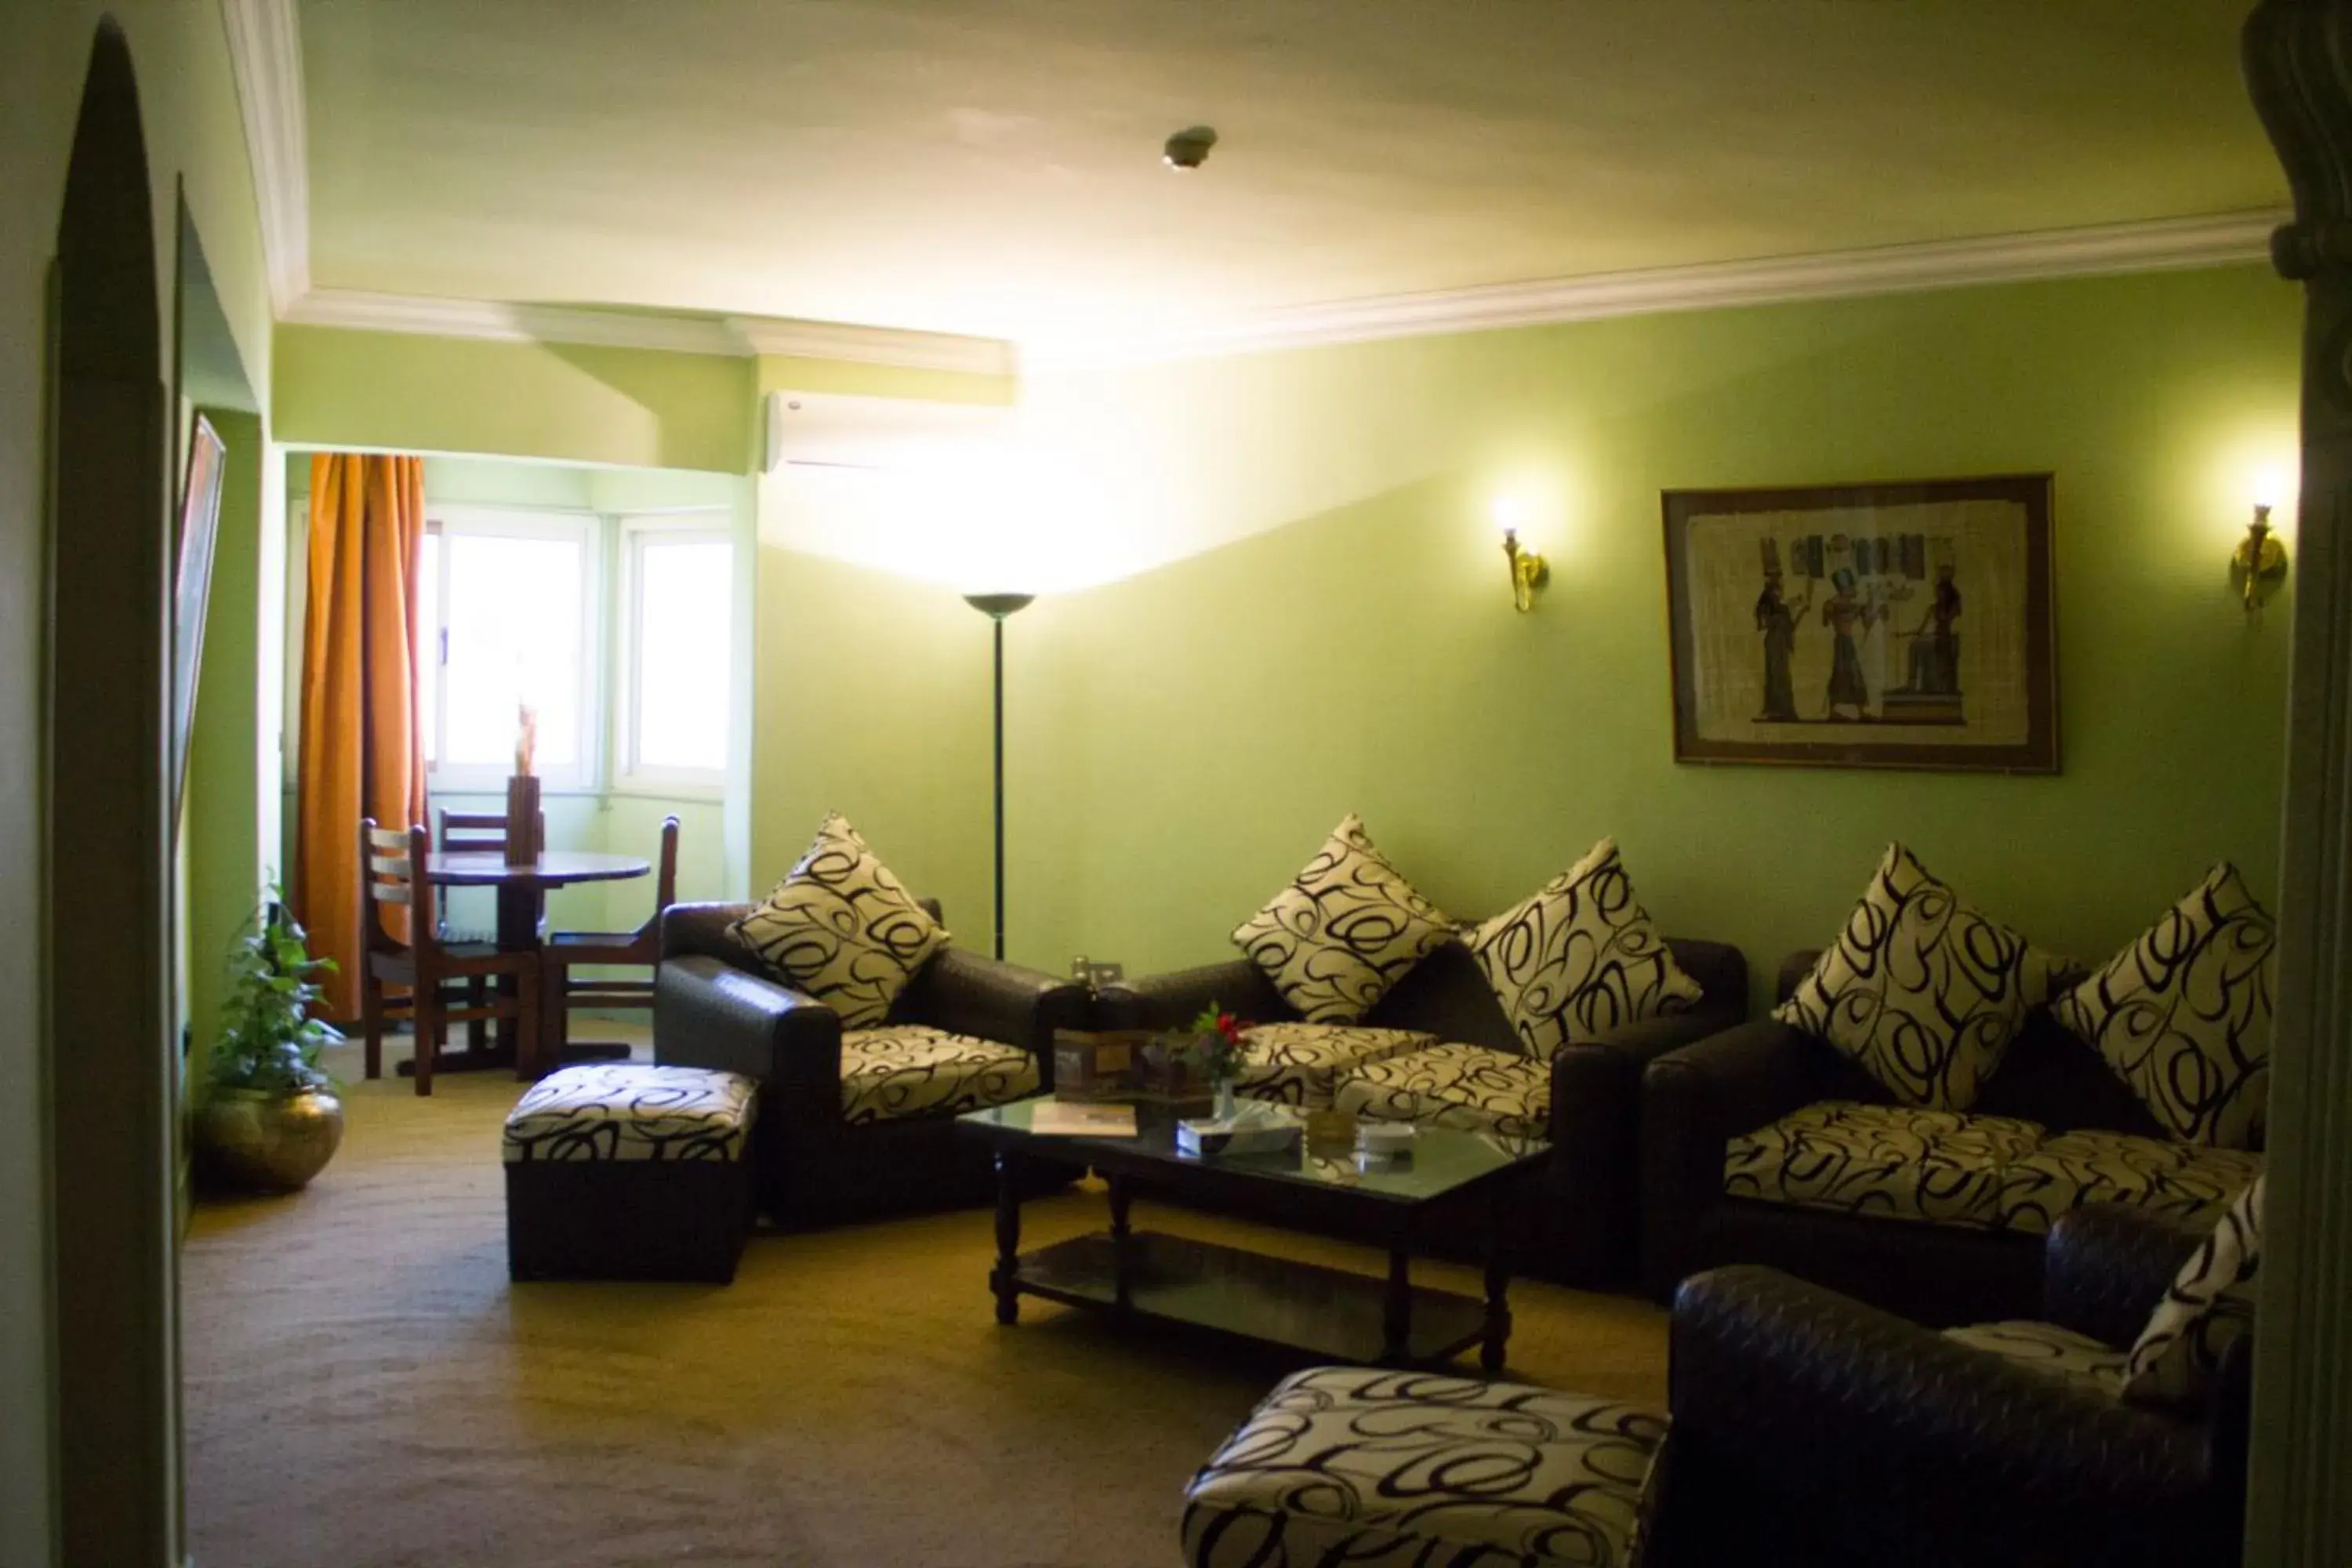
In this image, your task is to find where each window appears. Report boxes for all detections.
[285,492,737,800]
[619,521,733,790]
[419,508,599,789]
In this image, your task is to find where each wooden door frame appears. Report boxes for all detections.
[2239,3,2351,1561]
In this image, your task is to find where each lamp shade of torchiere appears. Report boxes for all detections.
[964,593,1035,960]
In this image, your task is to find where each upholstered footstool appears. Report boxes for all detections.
[1182,1367,1665,1568]
[503,1064,759,1283]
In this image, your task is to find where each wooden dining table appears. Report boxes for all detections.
[419,849,652,1078]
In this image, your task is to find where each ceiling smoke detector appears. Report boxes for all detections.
[1162,125,1218,170]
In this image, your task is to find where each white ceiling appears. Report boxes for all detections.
[296,0,2284,345]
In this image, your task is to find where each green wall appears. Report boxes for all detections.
[187,408,270,1091]
[989,265,2299,997]
[275,326,757,474]
[746,354,1015,923]
[748,538,997,932]
[270,267,2303,1010]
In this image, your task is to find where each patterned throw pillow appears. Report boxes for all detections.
[2052,863,2274,1149]
[1774,844,2054,1111]
[2123,1175,2262,1410]
[728,813,949,1027]
[1465,838,1702,1058]
[1232,815,1454,1025]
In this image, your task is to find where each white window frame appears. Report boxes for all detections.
[423,504,604,794]
[613,512,733,798]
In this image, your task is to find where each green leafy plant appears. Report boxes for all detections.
[209,898,343,1098]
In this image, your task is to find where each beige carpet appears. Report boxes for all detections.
[184,1039,1668,1568]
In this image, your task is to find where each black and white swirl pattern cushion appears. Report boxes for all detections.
[1466,838,1701,1059]
[1993,1128,2260,1236]
[1233,1023,1436,1109]
[1722,1101,2043,1229]
[1335,1044,1551,1142]
[1232,815,1454,1025]
[838,1025,1039,1124]
[502,1065,757,1163]
[1775,843,2055,1111]
[728,812,949,1029]
[2123,1174,2262,1410]
[1181,1367,1664,1568]
[2053,862,2274,1150]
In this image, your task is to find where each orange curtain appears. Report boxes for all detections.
[292,453,427,1020]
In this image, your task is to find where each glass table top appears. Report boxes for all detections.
[959,1096,1548,1205]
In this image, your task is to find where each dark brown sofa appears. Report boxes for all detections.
[1654,1207,2248,1568]
[653,901,1088,1226]
[1098,937,1747,1285]
[1640,950,2259,1324]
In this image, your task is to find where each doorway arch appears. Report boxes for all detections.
[49,14,178,1566]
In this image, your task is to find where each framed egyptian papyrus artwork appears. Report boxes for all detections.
[1662,474,2056,773]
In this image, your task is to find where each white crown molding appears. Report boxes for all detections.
[220,0,310,315]
[280,289,1023,374]
[1023,209,2289,367]
[270,211,2280,375]
[727,316,1018,377]
[282,290,752,356]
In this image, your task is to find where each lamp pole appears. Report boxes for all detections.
[963,593,1034,960]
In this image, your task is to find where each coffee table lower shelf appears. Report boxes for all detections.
[1001,1229,1499,1369]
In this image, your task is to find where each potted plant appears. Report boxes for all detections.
[1186,1002,1247,1122]
[193,900,346,1193]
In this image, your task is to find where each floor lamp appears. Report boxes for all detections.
[964,593,1034,960]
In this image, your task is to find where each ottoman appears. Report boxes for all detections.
[503,1063,759,1283]
[1182,1367,1665,1568]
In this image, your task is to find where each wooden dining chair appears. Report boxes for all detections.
[434,807,548,1051]
[357,818,540,1096]
[539,815,680,1058]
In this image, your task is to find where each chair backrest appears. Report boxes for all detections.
[357,817,430,956]
[655,815,681,912]
[437,808,546,854]
[631,815,683,940]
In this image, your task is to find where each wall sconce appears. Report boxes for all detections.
[1495,498,1548,612]
[2231,492,2290,620]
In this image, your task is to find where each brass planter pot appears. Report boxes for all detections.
[194,1087,344,1192]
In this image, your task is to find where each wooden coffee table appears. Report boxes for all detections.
[956,1098,1548,1372]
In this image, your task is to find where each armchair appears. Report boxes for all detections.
[652,901,1088,1225]
[1654,1206,2249,1568]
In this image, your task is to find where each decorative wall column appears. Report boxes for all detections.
[50,20,179,1567]
[2241,2,2352,1562]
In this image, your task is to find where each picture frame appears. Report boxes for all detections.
[171,412,228,815]
[1661,474,2057,773]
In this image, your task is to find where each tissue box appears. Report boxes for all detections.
[1178,1106,1301,1160]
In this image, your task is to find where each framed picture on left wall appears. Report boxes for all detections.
[171,412,228,815]
[1661,473,2058,774]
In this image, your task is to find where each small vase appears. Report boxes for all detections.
[1213,1078,1238,1123]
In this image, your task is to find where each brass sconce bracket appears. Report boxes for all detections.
[2232,504,2289,619]
[1502,528,1548,612]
